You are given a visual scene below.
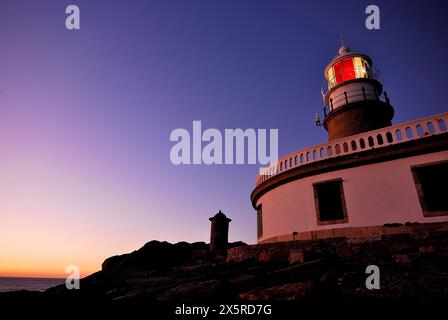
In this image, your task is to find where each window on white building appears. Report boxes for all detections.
[313,178,349,225]
[412,161,448,217]
[257,205,263,238]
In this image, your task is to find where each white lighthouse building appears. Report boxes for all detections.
[252,46,448,243]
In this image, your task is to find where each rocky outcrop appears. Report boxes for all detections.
[101,241,210,271]
[2,229,448,304]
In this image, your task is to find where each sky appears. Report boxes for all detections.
[0,0,447,278]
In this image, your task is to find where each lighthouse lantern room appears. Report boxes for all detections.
[322,46,394,140]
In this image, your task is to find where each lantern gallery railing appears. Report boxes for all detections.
[256,112,448,186]
[323,87,390,115]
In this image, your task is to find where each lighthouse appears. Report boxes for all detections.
[251,44,448,244]
[322,46,394,140]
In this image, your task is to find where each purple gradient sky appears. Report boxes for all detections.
[1,0,447,277]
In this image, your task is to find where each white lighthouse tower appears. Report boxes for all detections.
[251,45,448,244]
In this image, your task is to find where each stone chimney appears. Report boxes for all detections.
[209,210,231,251]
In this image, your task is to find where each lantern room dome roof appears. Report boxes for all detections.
[338,45,352,56]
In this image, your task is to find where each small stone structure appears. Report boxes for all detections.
[209,210,231,251]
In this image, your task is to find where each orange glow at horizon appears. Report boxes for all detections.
[0,159,195,279]
[0,226,104,278]
[0,265,96,279]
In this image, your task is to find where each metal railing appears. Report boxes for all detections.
[323,87,390,116]
[256,112,448,186]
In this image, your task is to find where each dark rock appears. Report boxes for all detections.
[258,251,270,262]
[5,229,448,304]
[239,282,315,300]
[102,254,129,271]
[228,241,247,249]
[336,247,353,258]
[392,253,411,265]
[102,240,213,272]
[191,241,208,250]
[419,246,436,254]
[159,280,234,300]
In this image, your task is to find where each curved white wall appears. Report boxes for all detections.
[256,150,448,243]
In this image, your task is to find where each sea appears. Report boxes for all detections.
[0,277,65,292]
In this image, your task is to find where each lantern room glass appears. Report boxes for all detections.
[327,57,370,89]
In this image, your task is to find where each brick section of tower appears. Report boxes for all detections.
[324,100,394,140]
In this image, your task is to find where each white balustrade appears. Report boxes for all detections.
[256,112,448,185]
